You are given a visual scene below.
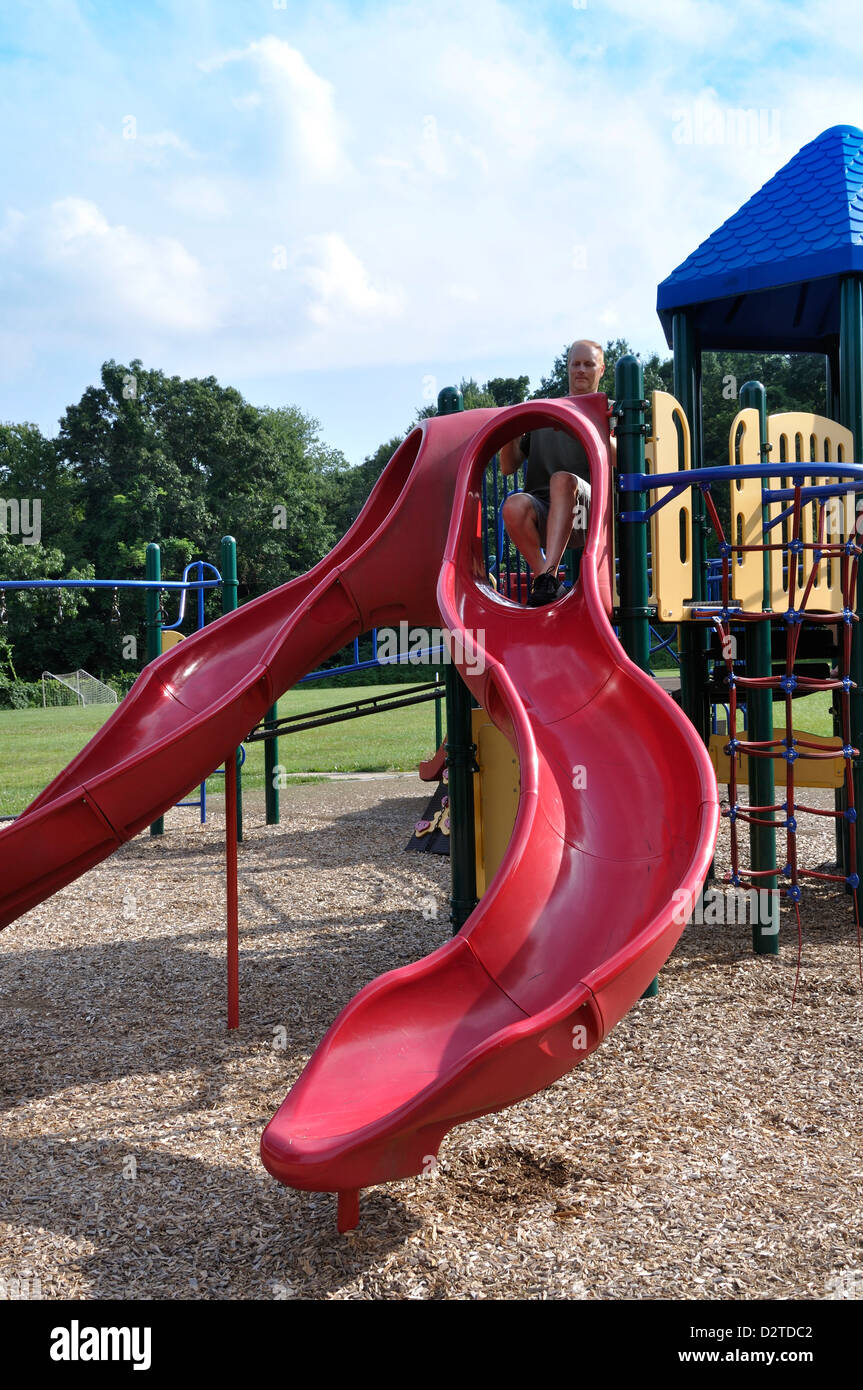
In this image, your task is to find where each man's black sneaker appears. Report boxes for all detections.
[527,571,567,607]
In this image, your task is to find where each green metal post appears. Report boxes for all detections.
[264,703,279,825]
[146,542,164,837]
[822,347,844,867]
[839,276,863,890]
[827,344,846,868]
[434,671,442,751]
[221,536,243,842]
[615,355,658,994]
[445,662,477,933]
[739,382,779,950]
[437,386,477,931]
[672,311,710,745]
[615,354,651,672]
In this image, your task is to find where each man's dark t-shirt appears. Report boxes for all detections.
[521,427,590,503]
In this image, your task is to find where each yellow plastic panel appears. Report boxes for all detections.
[766,413,853,615]
[161,629,185,652]
[647,391,693,621]
[471,707,519,897]
[728,408,768,612]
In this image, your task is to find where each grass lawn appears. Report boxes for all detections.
[723,690,839,738]
[0,684,843,819]
[0,685,444,818]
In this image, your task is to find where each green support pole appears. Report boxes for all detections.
[145,542,164,837]
[437,386,477,931]
[221,536,243,843]
[615,354,651,672]
[264,703,279,825]
[444,662,477,933]
[826,345,847,869]
[434,671,442,751]
[739,381,779,951]
[672,311,710,746]
[839,275,863,891]
[615,355,658,995]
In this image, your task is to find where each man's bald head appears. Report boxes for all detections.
[567,340,605,395]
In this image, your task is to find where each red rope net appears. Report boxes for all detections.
[697,482,862,987]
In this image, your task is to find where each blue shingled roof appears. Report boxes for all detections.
[656,125,863,350]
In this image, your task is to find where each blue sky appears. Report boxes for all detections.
[0,0,860,464]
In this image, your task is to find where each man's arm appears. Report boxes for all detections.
[499,435,526,477]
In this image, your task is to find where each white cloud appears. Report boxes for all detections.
[91,121,198,168]
[137,129,195,154]
[600,0,735,47]
[297,234,403,325]
[38,197,219,333]
[231,91,263,111]
[419,115,448,177]
[204,35,348,181]
[3,0,859,445]
[166,177,230,220]
[447,285,480,304]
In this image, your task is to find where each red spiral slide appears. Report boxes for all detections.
[0,396,718,1229]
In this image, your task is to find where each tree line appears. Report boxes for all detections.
[0,344,826,690]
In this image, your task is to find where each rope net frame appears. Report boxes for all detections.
[698,479,863,985]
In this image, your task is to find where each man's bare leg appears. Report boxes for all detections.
[542,471,580,574]
[501,493,546,574]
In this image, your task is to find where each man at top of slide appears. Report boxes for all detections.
[499,339,605,607]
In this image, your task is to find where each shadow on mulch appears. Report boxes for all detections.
[0,1134,420,1300]
[125,795,434,870]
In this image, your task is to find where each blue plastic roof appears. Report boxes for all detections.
[656,125,863,351]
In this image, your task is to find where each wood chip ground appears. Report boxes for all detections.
[1,779,862,1301]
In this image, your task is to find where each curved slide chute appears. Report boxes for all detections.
[0,396,718,1230]
[261,395,719,1224]
[0,408,495,929]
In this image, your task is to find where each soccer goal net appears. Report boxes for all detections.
[41,670,119,708]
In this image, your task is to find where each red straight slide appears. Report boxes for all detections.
[0,396,719,1231]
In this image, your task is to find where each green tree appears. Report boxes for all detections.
[207,404,343,600]
[0,535,94,680]
[0,421,80,556]
[700,350,825,469]
[56,361,344,619]
[320,435,406,540]
[485,376,530,406]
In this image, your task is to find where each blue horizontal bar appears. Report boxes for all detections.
[0,578,221,591]
[618,461,863,492]
[762,482,862,502]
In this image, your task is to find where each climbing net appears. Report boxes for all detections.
[697,478,862,972]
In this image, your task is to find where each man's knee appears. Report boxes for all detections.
[549,470,580,498]
[501,493,536,532]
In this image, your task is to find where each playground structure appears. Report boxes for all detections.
[0,555,224,828]
[1,124,862,1235]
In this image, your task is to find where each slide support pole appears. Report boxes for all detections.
[225,751,239,1029]
[264,703,280,825]
[615,354,658,996]
[146,542,164,837]
[438,385,477,934]
[672,310,710,746]
[221,536,243,842]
